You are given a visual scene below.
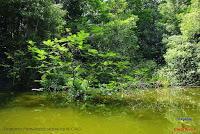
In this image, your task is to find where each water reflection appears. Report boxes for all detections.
[0,88,199,134]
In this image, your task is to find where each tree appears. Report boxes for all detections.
[28,31,132,100]
[180,0,200,42]
[126,0,165,63]
[0,0,66,89]
[162,0,200,86]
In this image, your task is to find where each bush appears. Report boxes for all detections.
[28,31,134,101]
[162,36,200,86]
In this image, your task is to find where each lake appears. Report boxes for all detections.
[0,88,199,134]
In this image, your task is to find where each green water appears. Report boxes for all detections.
[0,88,199,134]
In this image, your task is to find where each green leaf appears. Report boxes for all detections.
[88,49,98,54]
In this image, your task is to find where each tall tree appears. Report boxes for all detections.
[0,0,65,89]
[163,0,200,86]
[127,0,165,63]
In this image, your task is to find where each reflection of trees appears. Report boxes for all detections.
[163,88,197,133]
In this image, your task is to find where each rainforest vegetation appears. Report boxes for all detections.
[0,0,199,102]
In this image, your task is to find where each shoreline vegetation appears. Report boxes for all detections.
[0,0,199,111]
[0,1,199,133]
[1,87,199,109]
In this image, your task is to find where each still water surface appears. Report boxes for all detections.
[0,88,199,134]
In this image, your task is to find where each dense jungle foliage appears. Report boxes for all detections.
[0,0,199,100]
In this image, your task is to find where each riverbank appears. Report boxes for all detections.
[1,87,199,111]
